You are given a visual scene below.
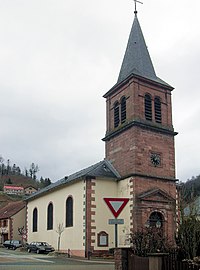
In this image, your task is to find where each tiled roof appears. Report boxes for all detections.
[0,193,15,208]
[117,14,172,88]
[4,185,24,190]
[0,201,25,219]
[25,159,120,201]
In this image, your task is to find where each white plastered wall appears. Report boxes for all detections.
[27,180,85,254]
[12,208,26,240]
[117,178,131,247]
[94,177,131,250]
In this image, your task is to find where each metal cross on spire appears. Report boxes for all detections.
[134,0,143,14]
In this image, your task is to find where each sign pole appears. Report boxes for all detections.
[104,198,129,249]
[115,224,118,248]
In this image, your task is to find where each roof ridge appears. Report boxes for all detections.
[25,160,120,201]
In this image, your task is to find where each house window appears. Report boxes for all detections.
[97,231,108,247]
[114,101,120,128]
[121,96,126,124]
[154,97,162,123]
[47,203,53,230]
[145,94,152,121]
[3,220,7,227]
[33,208,38,232]
[66,197,73,227]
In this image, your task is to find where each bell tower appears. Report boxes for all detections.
[103,11,177,240]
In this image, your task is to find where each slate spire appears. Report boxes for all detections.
[117,13,169,86]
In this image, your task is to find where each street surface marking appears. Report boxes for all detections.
[0,251,54,264]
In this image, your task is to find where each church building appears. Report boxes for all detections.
[25,8,177,257]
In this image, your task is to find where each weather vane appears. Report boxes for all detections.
[134,0,143,14]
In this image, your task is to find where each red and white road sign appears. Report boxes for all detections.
[104,198,129,218]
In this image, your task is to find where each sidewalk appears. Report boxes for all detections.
[50,252,114,264]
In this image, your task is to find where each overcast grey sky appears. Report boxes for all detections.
[0,0,199,182]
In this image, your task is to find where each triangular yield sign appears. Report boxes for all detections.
[104,198,129,218]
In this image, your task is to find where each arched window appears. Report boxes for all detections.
[66,197,73,227]
[148,211,164,228]
[145,94,152,121]
[114,101,120,128]
[33,208,38,232]
[154,97,162,123]
[121,96,126,124]
[47,203,53,230]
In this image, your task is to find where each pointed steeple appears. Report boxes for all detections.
[117,13,170,87]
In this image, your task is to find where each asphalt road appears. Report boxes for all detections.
[0,248,115,270]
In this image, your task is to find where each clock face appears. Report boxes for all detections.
[150,153,161,167]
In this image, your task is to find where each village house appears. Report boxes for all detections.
[24,186,37,196]
[0,201,26,244]
[3,185,24,196]
[25,9,177,257]
[3,185,37,196]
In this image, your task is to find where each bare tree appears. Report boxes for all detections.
[29,163,39,180]
[56,223,64,251]
[0,155,4,164]
[6,159,11,174]
[130,227,171,257]
[18,226,26,245]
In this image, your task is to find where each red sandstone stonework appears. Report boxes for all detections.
[85,178,96,257]
[104,75,177,244]
[106,127,175,179]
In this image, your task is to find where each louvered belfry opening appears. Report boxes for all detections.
[120,96,126,124]
[114,101,120,128]
[145,94,152,121]
[155,97,162,123]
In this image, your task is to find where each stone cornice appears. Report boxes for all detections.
[102,120,178,141]
[118,172,178,182]
[103,73,174,99]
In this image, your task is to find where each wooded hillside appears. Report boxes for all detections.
[181,175,200,203]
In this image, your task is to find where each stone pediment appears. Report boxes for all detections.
[138,188,175,203]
